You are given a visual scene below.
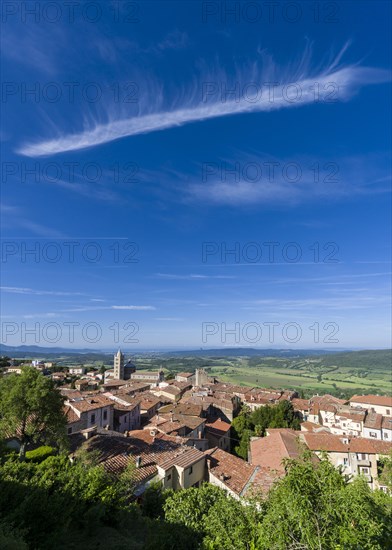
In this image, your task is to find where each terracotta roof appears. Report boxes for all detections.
[205,447,259,497]
[66,394,113,413]
[147,413,205,435]
[83,430,190,484]
[250,429,303,473]
[301,433,392,455]
[158,402,203,417]
[250,466,281,495]
[132,371,161,378]
[138,393,161,410]
[291,398,311,411]
[64,405,79,424]
[176,372,194,378]
[382,416,392,430]
[205,418,231,437]
[311,395,347,407]
[350,395,392,408]
[158,446,205,470]
[364,411,383,430]
[335,407,366,422]
[158,385,182,396]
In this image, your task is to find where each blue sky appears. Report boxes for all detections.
[1,0,391,350]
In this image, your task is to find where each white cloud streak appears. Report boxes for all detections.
[16,46,391,157]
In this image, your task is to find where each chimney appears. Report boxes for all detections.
[82,426,97,440]
[135,456,142,468]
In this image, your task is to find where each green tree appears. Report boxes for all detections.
[164,483,225,533]
[0,367,67,461]
[378,450,392,491]
[203,491,262,550]
[257,451,391,549]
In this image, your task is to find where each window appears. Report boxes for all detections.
[343,458,349,466]
[369,432,377,438]
[91,414,96,423]
[103,410,107,421]
[188,466,193,475]
[67,427,72,434]
[167,474,172,481]
[385,432,389,438]
[360,467,369,475]
[357,453,367,460]
[387,409,391,415]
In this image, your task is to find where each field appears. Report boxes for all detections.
[146,350,392,398]
[2,348,391,398]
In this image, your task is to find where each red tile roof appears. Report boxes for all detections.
[158,446,205,470]
[350,395,392,408]
[382,416,392,430]
[364,411,383,430]
[250,429,303,473]
[205,447,259,497]
[205,418,231,437]
[83,430,192,484]
[66,394,113,413]
[291,398,311,411]
[301,432,392,454]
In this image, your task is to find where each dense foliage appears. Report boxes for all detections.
[231,401,301,458]
[0,446,390,550]
[0,367,67,460]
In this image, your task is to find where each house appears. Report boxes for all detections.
[382,417,392,441]
[103,393,141,433]
[64,393,114,434]
[138,393,162,421]
[151,385,183,402]
[68,366,87,375]
[319,404,366,437]
[301,432,392,490]
[157,446,206,490]
[146,413,206,440]
[244,390,284,411]
[158,402,203,418]
[51,372,66,382]
[5,367,22,375]
[113,402,141,433]
[74,379,90,391]
[77,429,206,495]
[103,379,151,394]
[175,372,195,384]
[205,418,231,451]
[349,395,392,417]
[249,428,304,474]
[363,411,383,440]
[205,447,261,500]
[131,370,165,385]
[291,398,311,420]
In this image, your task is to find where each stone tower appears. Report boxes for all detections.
[113,349,124,380]
[195,368,209,387]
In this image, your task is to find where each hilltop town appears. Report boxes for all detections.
[3,350,391,498]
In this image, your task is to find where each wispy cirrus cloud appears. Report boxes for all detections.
[0,286,84,296]
[156,273,236,280]
[111,305,156,310]
[0,205,68,238]
[16,45,391,157]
